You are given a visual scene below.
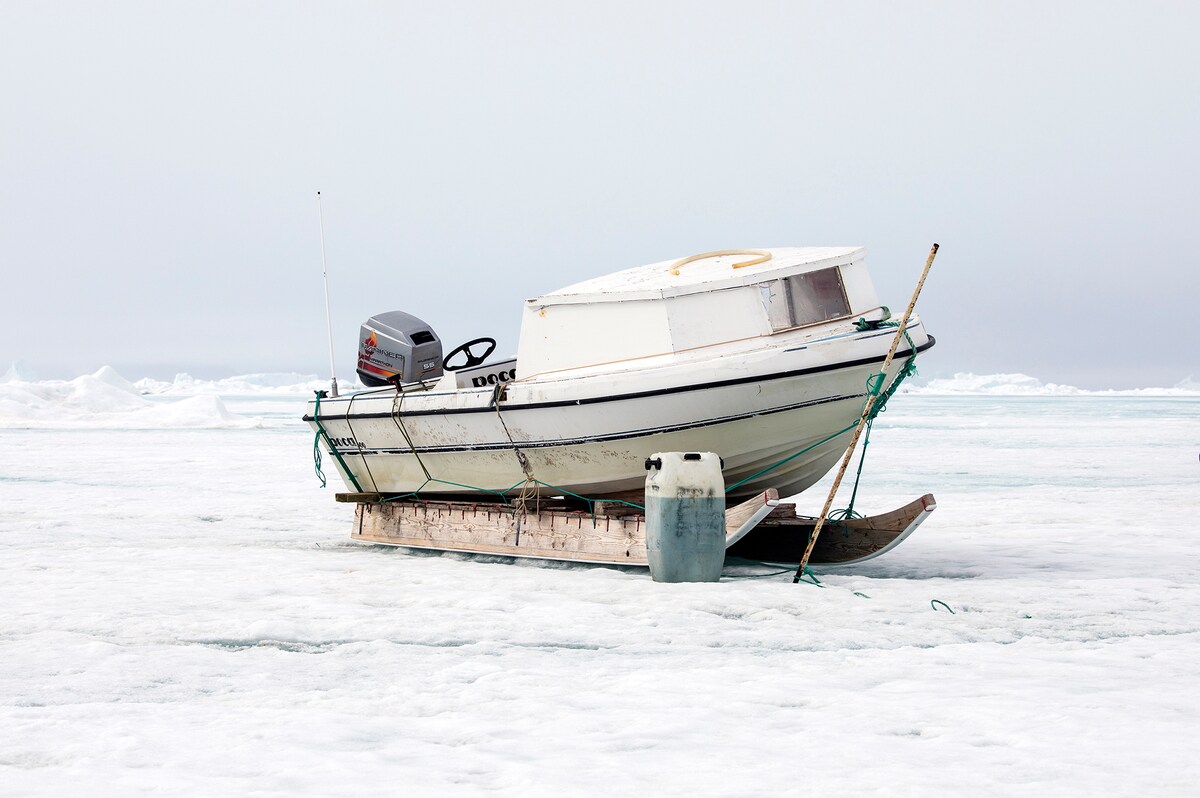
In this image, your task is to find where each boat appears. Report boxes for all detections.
[305,246,934,503]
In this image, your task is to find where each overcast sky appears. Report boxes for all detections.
[2,1,1197,389]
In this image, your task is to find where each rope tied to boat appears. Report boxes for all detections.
[721,336,918,499]
[345,390,380,493]
[312,399,327,489]
[795,566,824,587]
[792,243,939,583]
[390,383,433,482]
[828,340,919,522]
[310,390,364,492]
[491,382,540,522]
[377,386,647,518]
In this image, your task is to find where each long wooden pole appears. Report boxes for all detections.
[793,243,940,583]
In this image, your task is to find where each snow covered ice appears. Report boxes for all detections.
[2,368,1198,795]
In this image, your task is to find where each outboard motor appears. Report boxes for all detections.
[356,311,443,387]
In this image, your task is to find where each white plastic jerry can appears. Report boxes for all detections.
[644,452,726,583]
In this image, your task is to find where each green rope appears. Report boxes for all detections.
[312,428,327,488]
[724,422,858,494]
[795,565,824,587]
[723,565,796,579]
[724,324,920,500]
[828,405,875,522]
[827,372,887,522]
[827,326,920,520]
[855,306,891,327]
[871,328,918,415]
[367,382,651,516]
[530,480,644,513]
[311,391,364,492]
[930,599,955,614]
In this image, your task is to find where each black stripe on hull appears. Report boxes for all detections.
[306,336,935,423]
[338,391,863,456]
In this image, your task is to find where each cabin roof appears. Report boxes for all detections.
[529,246,864,306]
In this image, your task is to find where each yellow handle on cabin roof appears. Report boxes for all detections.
[669,250,772,276]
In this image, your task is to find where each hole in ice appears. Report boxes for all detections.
[184,639,347,653]
[835,565,982,580]
[888,728,924,737]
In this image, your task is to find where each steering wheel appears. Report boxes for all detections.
[443,337,497,371]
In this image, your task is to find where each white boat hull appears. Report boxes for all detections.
[306,321,933,501]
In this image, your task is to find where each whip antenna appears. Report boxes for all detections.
[316,191,339,398]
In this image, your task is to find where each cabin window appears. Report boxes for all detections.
[765,267,850,331]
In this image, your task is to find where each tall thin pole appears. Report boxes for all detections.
[317,191,339,398]
[793,243,939,582]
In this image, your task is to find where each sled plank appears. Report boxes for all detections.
[347,493,935,568]
[353,501,646,564]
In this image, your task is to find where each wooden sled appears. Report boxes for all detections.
[726,493,936,567]
[338,490,935,569]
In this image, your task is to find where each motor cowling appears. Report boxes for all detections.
[356,311,443,387]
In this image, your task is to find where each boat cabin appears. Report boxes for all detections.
[515,247,880,377]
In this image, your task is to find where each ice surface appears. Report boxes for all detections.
[1,360,39,382]
[134,372,339,397]
[907,371,1200,397]
[0,367,264,430]
[2,373,1198,794]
